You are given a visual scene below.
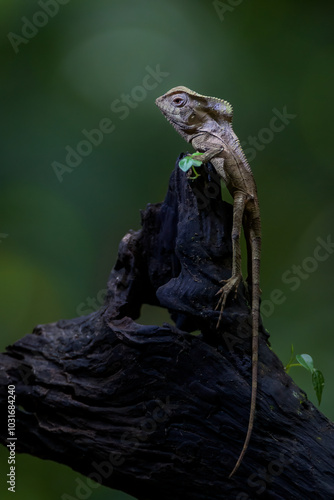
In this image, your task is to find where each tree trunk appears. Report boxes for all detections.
[0,156,333,499]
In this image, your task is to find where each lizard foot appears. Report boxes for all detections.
[215,274,242,327]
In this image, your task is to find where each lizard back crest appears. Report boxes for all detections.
[164,86,233,124]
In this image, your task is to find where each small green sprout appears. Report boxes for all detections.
[179,152,204,179]
[285,344,325,405]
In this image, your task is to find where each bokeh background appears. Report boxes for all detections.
[1,1,333,498]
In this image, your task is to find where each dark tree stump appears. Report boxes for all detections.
[0,156,333,499]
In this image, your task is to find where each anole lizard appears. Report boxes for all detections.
[155,86,261,477]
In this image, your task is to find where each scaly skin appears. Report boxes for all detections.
[156,86,261,477]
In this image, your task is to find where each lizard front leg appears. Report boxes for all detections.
[216,190,246,326]
[187,146,224,165]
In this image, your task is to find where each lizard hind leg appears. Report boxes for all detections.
[215,274,242,327]
[215,190,247,327]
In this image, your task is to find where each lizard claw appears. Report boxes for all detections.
[215,274,242,327]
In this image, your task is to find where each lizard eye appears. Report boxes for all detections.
[172,96,186,107]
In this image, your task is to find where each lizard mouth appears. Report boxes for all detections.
[155,96,165,109]
[157,109,180,129]
[155,98,169,112]
[155,98,180,120]
[155,100,176,120]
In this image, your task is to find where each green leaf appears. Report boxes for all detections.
[179,155,203,172]
[296,354,314,373]
[179,157,193,172]
[312,369,325,405]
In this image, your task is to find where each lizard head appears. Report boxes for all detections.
[155,86,233,142]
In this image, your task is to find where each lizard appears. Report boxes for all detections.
[155,86,261,477]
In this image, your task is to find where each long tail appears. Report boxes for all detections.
[229,234,260,478]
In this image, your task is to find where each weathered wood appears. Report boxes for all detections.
[0,157,333,499]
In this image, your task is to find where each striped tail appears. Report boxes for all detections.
[229,236,260,478]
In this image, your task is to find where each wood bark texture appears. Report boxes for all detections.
[0,157,333,499]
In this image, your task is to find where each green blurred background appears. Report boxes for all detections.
[0,0,333,498]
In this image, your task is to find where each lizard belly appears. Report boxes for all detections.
[212,157,247,196]
[211,157,228,184]
[222,157,256,200]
